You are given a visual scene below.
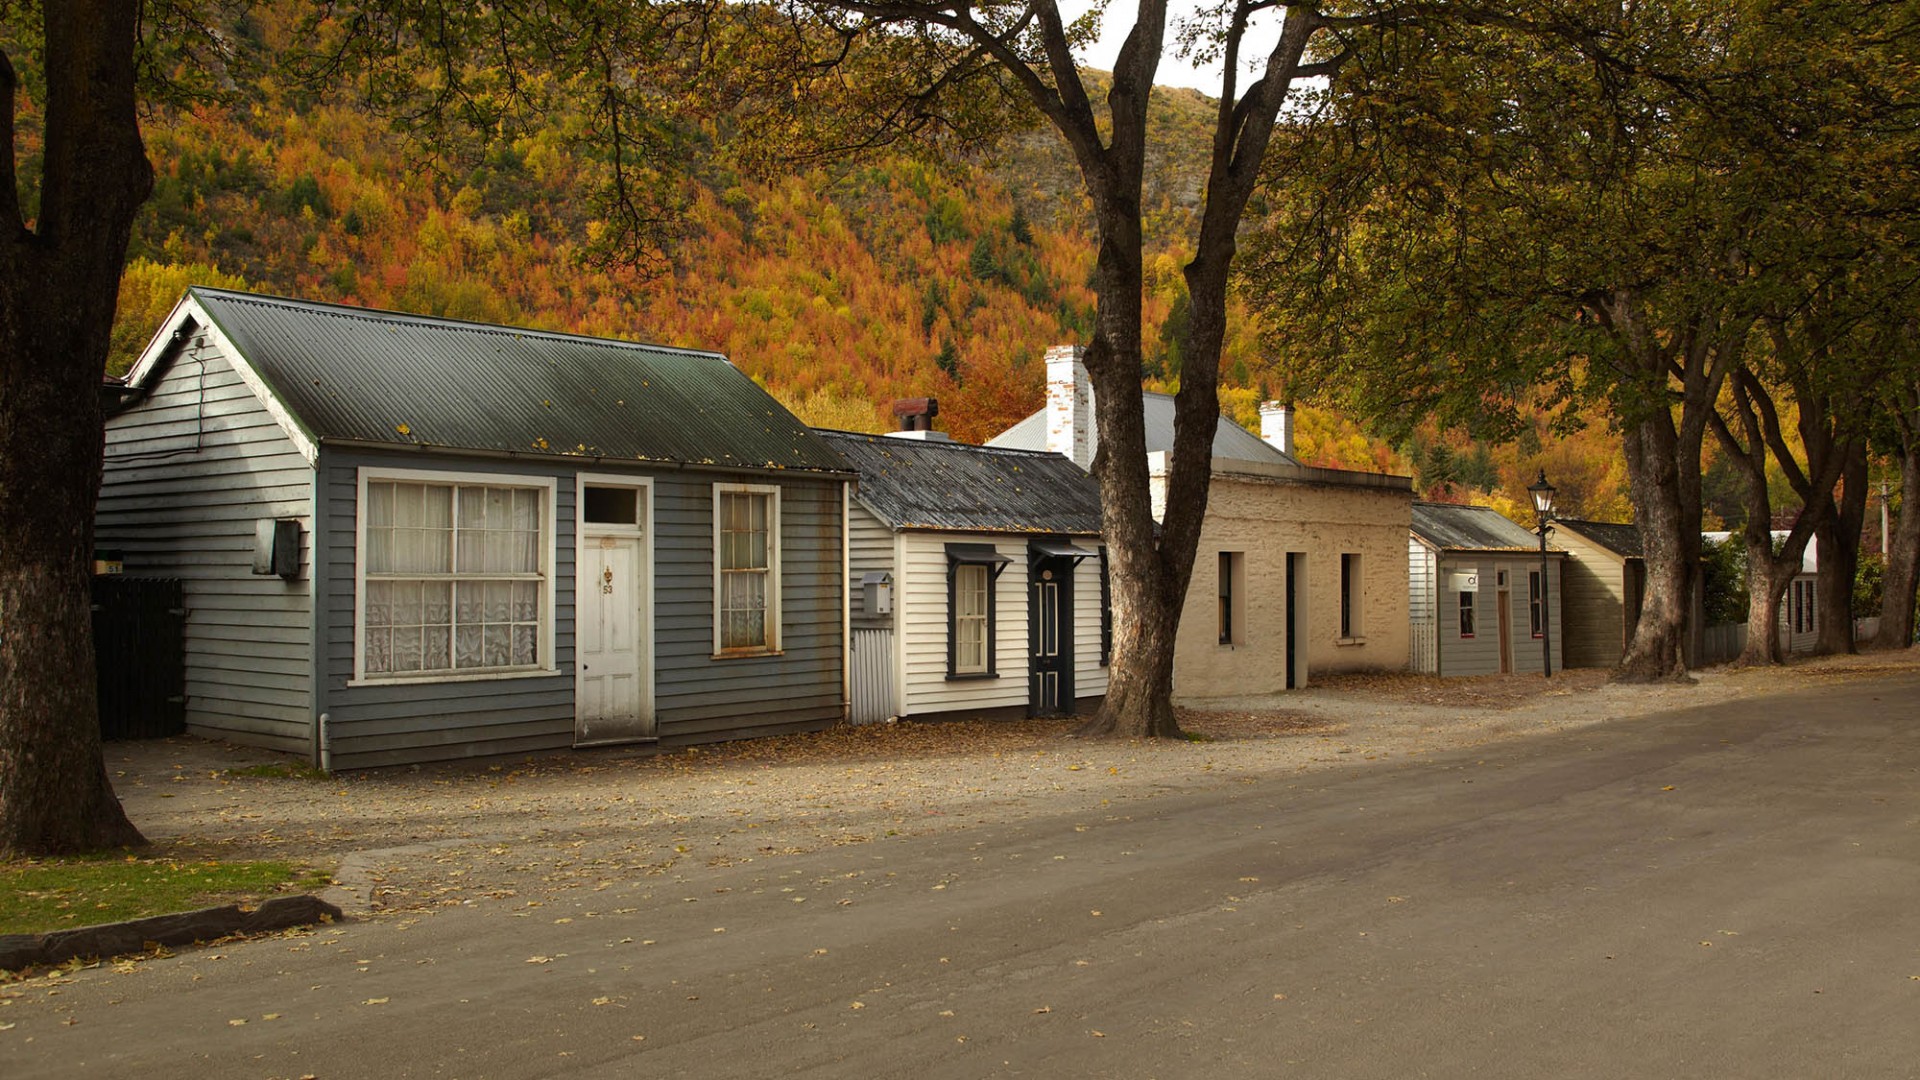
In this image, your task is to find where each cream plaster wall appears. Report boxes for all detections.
[1151,456,1413,699]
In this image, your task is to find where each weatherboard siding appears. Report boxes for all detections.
[1432,555,1563,677]
[316,452,845,768]
[98,348,315,753]
[1556,530,1630,669]
[899,532,1032,717]
[316,450,576,770]
[651,474,844,745]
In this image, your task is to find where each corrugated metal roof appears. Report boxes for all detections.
[988,392,1296,465]
[1558,519,1644,559]
[188,288,848,474]
[1411,501,1553,552]
[820,431,1102,534]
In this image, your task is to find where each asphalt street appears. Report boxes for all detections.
[4,673,1917,1079]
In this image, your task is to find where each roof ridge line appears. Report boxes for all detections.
[190,286,726,360]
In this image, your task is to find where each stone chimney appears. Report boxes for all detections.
[1259,400,1294,458]
[1046,345,1094,469]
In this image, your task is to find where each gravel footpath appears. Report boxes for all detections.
[102,652,1920,920]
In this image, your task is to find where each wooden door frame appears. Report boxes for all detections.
[574,473,655,744]
[1027,550,1076,716]
[1497,585,1513,674]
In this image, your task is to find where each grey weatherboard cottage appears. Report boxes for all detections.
[1408,502,1564,677]
[98,288,853,770]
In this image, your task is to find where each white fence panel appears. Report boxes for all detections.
[850,628,895,725]
[1409,619,1438,674]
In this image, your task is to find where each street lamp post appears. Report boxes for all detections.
[1528,470,1556,678]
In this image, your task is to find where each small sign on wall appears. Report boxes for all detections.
[1447,571,1479,592]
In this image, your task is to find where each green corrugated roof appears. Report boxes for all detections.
[188,288,848,474]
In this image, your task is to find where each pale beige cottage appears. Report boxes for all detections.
[989,346,1414,697]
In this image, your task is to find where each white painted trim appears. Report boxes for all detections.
[574,472,657,741]
[123,293,200,388]
[352,465,561,684]
[208,317,321,467]
[348,668,566,689]
[893,528,909,717]
[712,482,783,656]
[129,295,324,467]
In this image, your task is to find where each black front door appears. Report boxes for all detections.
[1029,555,1075,716]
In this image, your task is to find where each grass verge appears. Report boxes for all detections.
[0,856,334,935]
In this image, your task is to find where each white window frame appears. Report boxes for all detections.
[712,483,782,656]
[952,562,991,675]
[351,466,559,686]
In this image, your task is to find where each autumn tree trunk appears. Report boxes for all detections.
[1814,450,1869,655]
[1617,414,1699,680]
[1872,404,1920,648]
[1613,305,1736,683]
[1709,365,1842,666]
[0,4,149,855]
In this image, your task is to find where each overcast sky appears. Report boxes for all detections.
[1063,1,1286,93]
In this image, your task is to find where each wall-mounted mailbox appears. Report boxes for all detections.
[93,549,124,576]
[253,519,301,579]
[862,571,893,616]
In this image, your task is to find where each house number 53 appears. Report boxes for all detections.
[602,566,614,595]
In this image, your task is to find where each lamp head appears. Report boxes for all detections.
[1527,469,1556,518]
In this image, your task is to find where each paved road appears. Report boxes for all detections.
[5,674,1918,1079]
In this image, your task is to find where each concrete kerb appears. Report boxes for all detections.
[0,894,343,973]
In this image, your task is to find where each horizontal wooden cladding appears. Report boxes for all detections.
[99,346,316,751]
[328,722,576,771]
[659,711,839,746]
[185,721,310,757]
[317,452,846,766]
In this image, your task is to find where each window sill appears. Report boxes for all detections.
[349,666,560,688]
[1335,636,1368,647]
[712,647,784,660]
[945,672,1000,682]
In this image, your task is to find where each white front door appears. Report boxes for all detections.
[577,530,651,744]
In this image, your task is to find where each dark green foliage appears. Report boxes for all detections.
[934,339,961,384]
[1701,536,1749,626]
[282,174,329,218]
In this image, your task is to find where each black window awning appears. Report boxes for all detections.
[1030,538,1095,564]
[947,542,1013,580]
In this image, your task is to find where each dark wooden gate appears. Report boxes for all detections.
[92,577,186,740]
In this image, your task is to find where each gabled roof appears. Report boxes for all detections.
[1557,518,1644,559]
[1411,501,1557,553]
[818,431,1103,535]
[124,288,848,474]
[987,392,1296,466]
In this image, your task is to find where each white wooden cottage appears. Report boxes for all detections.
[819,428,1108,723]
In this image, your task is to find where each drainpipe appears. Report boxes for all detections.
[317,712,332,773]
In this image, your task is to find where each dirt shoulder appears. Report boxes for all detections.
[103,651,1920,919]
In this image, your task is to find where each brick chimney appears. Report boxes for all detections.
[1046,345,1094,469]
[1259,400,1294,458]
[885,397,951,441]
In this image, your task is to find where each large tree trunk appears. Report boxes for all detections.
[1814,451,1869,655]
[1872,438,1920,649]
[0,5,150,855]
[1617,414,1697,680]
[1072,3,1318,738]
